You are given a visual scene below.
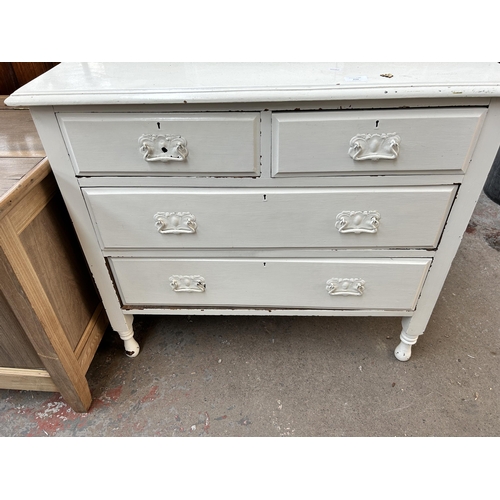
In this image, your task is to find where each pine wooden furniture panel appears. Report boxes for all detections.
[6,63,500,364]
[0,98,108,412]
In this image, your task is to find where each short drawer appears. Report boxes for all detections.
[109,257,431,310]
[272,108,486,176]
[83,186,457,250]
[58,112,260,176]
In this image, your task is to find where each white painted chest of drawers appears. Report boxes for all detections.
[7,63,500,361]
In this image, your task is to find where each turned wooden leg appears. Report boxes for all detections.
[394,317,420,362]
[116,314,140,357]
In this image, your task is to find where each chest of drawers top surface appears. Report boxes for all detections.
[5,62,500,106]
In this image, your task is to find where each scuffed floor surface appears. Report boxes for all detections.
[1,192,500,437]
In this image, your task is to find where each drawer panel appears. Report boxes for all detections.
[58,113,260,176]
[272,108,486,176]
[83,186,457,250]
[109,257,431,310]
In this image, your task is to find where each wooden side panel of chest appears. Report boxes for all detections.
[0,160,108,411]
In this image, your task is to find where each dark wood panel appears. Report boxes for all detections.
[0,63,19,95]
[0,63,59,95]
[10,63,58,88]
[19,188,100,350]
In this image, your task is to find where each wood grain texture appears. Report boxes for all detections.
[0,284,44,369]
[76,304,108,374]
[0,63,59,95]
[0,64,19,96]
[0,108,45,157]
[0,157,42,199]
[0,98,105,410]
[0,157,50,218]
[10,63,59,89]
[8,170,56,233]
[0,367,57,392]
[0,213,92,412]
[0,243,58,352]
[19,191,101,350]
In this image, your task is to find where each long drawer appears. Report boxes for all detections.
[83,186,457,250]
[109,257,432,310]
[58,112,261,176]
[272,108,486,176]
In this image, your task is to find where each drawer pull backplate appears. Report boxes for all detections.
[335,210,380,234]
[348,133,400,161]
[169,275,206,293]
[154,212,197,234]
[326,278,365,296]
[139,134,189,162]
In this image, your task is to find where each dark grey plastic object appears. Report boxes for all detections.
[484,146,500,205]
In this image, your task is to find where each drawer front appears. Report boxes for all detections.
[109,257,431,310]
[58,113,261,176]
[272,108,486,176]
[83,186,457,250]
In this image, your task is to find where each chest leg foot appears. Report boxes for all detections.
[394,340,412,361]
[116,315,140,357]
[394,317,419,361]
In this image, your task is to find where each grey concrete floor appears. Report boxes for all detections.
[1,192,499,437]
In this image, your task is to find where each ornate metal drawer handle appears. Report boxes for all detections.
[348,133,400,161]
[154,212,197,234]
[169,275,206,293]
[326,278,365,296]
[139,134,188,162]
[335,211,380,234]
